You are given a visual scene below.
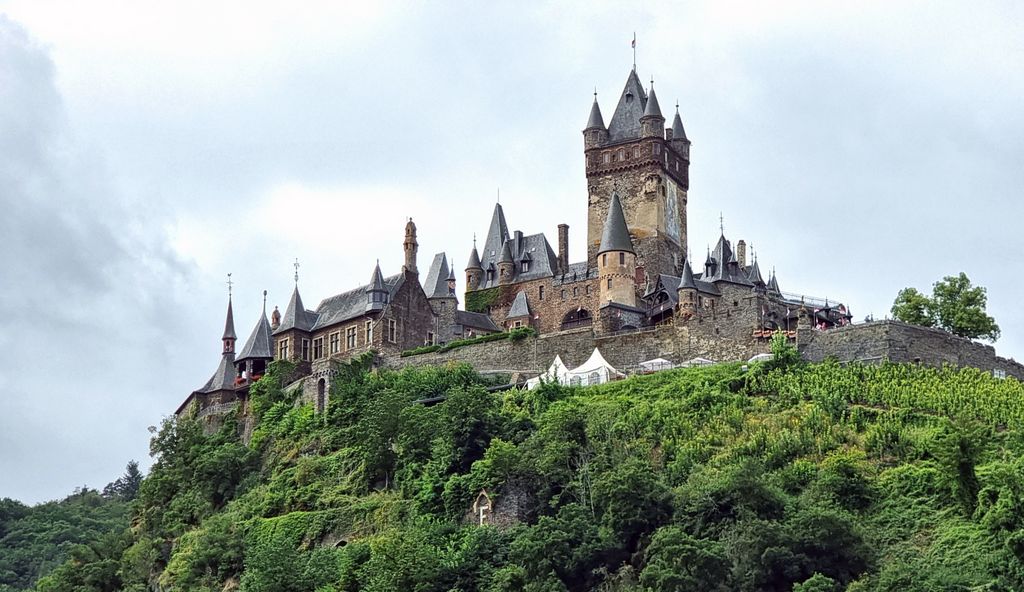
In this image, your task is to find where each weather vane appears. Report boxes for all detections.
[226,272,233,297]
[294,258,300,285]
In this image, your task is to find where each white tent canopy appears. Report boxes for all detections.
[681,357,715,367]
[639,358,675,372]
[525,355,571,389]
[565,348,624,386]
[748,353,774,363]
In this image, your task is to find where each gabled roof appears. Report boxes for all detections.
[642,84,663,118]
[423,253,452,299]
[237,311,273,362]
[312,273,404,331]
[507,291,531,319]
[195,352,236,394]
[598,194,634,254]
[607,69,648,142]
[585,96,606,130]
[455,310,500,332]
[481,203,510,267]
[274,286,318,334]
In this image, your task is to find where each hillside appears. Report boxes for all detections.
[27,344,1024,591]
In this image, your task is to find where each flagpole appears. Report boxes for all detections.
[632,32,636,71]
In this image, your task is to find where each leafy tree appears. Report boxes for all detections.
[891,273,1000,341]
[640,526,729,591]
[102,461,143,501]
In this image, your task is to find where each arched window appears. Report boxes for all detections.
[588,371,601,385]
[561,308,593,330]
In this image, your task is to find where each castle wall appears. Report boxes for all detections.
[799,320,1024,380]
[468,276,602,335]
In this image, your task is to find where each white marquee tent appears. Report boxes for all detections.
[525,355,570,389]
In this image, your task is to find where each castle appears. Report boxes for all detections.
[176,65,1023,419]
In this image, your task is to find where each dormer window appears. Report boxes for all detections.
[521,262,529,273]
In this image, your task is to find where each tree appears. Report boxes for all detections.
[890,273,1000,341]
[102,461,144,501]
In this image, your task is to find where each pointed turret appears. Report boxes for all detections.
[446,260,457,295]
[748,259,767,293]
[423,253,452,299]
[598,194,634,255]
[275,285,317,334]
[366,261,389,312]
[481,203,510,267]
[237,297,273,365]
[768,269,781,295]
[466,241,484,291]
[670,106,687,141]
[678,258,698,291]
[497,240,515,285]
[585,95,606,130]
[640,81,665,138]
[606,69,648,142]
[677,258,698,313]
[222,296,236,354]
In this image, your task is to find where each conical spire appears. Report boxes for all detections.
[598,194,634,254]
[366,261,389,311]
[367,261,386,293]
[498,239,514,263]
[466,244,482,270]
[447,262,456,281]
[678,257,698,291]
[223,296,236,341]
[275,284,316,333]
[643,83,663,118]
[586,94,606,130]
[607,69,648,141]
[481,202,510,264]
[237,307,273,363]
[768,269,781,294]
[671,104,687,141]
[748,259,765,285]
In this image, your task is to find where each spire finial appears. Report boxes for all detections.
[594,86,598,99]
[473,233,477,247]
[676,100,680,112]
[632,32,636,71]
[262,289,267,312]
[497,187,500,204]
[650,76,654,88]
[719,212,724,235]
[227,273,233,298]
[293,258,300,285]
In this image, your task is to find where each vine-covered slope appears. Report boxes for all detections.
[28,350,1024,591]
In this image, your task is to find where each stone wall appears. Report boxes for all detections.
[799,320,1024,380]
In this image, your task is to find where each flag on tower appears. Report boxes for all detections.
[632,33,636,48]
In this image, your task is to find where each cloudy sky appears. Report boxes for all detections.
[1,1,1022,503]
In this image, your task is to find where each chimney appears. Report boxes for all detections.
[665,127,674,141]
[557,224,569,274]
[737,240,747,268]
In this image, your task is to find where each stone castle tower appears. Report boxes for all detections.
[584,69,691,281]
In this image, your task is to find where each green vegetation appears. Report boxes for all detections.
[892,272,1000,341]
[17,353,1024,591]
[0,463,139,592]
[401,327,535,357]
[464,287,501,314]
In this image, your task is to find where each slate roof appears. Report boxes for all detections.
[478,231,560,290]
[661,273,719,297]
[671,108,687,141]
[222,298,236,340]
[748,259,766,286]
[586,96,606,130]
[507,291,531,319]
[312,273,404,331]
[195,352,236,394]
[498,240,514,263]
[423,253,452,299]
[274,286,318,334]
[480,203,510,269]
[598,194,634,254]
[768,272,781,295]
[678,258,698,291]
[704,234,753,286]
[643,84,663,118]
[237,311,274,362]
[607,69,648,142]
[553,261,598,285]
[455,310,499,332]
[466,245,482,270]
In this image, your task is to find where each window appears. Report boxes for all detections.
[607,278,612,289]
[301,339,310,361]
[346,327,357,349]
[365,320,373,343]
[539,286,544,300]
[602,253,607,266]
[329,332,340,355]
[521,261,529,272]
[427,332,435,345]
[585,285,591,295]
[387,319,397,343]
[589,371,601,386]
[653,143,660,155]
[603,152,610,164]
[512,320,523,329]
[617,148,624,160]
[313,337,324,360]
[573,286,578,297]
[278,338,289,360]
[440,301,447,311]
[619,252,625,265]
[561,289,567,299]
[633,146,640,158]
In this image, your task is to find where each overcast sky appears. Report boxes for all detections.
[1,1,1022,504]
